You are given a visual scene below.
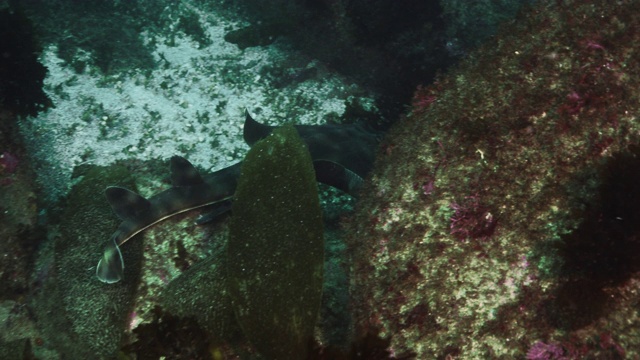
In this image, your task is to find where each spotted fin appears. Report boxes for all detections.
[96,236,124,284]
[105,186,151,222]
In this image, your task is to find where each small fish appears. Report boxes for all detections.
[96,110,382,283]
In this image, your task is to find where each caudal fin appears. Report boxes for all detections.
[96,238,124,283]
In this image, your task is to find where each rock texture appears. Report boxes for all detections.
[33,164,141,358]
[347,1,640,358]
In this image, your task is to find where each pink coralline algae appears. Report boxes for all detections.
[599,332,626,358]
[0,152,18,173]
[346,0,640,358]
[557,91,585,116]
[411,83,440,113]
[0,151,19,185]
[449,195,497,241]
[526,341,566,360]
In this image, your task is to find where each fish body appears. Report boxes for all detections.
[96,111,382,283]
[96,161,240,283]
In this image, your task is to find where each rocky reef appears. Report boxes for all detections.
[32,164,141,358]
[347,0,640,358]
[8,0,640,358]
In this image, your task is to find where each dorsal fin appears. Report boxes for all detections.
[170,156,204,186]
[243,109,274,146]
[105,186,151,221]
[312,160,364,197]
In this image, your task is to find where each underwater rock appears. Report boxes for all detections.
[228,124,324,359]
[0,6,51,117]
[347,0,640,358]
[33,164,141,358]
[23,1,156,74]
[159,243,240,344]
[121,305,217,359]
[0,152,39,299]
[317,226,352,348]
[0,339,33,359]
[230,0,460,116]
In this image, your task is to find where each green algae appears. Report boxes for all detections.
[227,124,324,359]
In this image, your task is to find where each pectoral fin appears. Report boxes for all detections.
[96,237,124,283]
[313,160,364,196]
[194,199,233,225]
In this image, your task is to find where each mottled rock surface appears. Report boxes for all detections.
[33,164,141,358]
[347,1,640,358]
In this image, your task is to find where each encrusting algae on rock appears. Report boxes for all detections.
[347,0,640,358]
[228,124,324,360]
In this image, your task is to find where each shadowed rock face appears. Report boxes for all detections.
[0,7,51,117]
[226,0,453,119]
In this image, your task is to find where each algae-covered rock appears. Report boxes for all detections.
[0,339,33,359]
[34,164,141,358]
[228,125,324,359]
[159,242,240,344]
[347,0,640,358]
[0,152,39,299]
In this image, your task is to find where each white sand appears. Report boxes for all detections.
[20,7,374,202]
